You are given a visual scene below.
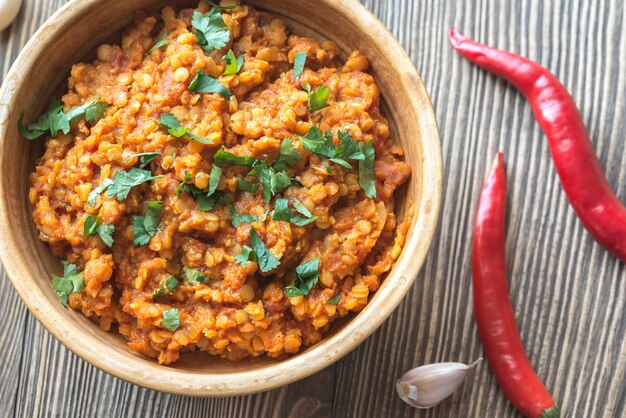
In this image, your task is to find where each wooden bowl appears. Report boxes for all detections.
[0,0,442,396]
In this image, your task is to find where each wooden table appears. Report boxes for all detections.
[1,1,624,417]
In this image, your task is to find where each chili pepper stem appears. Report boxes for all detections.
[540,406,561,418]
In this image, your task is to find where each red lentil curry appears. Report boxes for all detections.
[23,1,412,364]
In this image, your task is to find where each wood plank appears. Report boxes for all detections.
[0,0,624,417]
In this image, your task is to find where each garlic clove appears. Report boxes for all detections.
[0,0,21,32]
[396,359,481,409]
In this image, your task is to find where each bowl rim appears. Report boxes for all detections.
[0,0,442,396]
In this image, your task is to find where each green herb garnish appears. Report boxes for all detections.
[51,261,85,306]
[298,125,364,169]
[106,168,161,201]
[132,201,163,246]
[237,178,259,192]
[85,102,109,123]
[18,96,108,140]
[247,162,294,203]
[327,295,340,305]
[153,276,179,300]
[231,213,258,227]
[145,31,170,55]
[335,131,365,162]
[293,51,307,81]
[301,83,329,112]
[184,268,210,284]
[191,8,230,54]
[161,308,180,331]
[213,147,256,167]
[298,125,335,158]
[176,167,231,212]
[208,164,222,196]
[283,257,321,297]
[188,69,232,98]
[213,147,295,202]
[87,178,113,206]
[272,197,316,226]
[272,138,302,171]
[248,226,280,273]
[82,215,115,247]
[235,244,255,265]
[123,152,162,169]
[223,49,244,75]
[291,199,317,225]
[157,113,213,144]
[197,191,233,211]
[358,141,377,199]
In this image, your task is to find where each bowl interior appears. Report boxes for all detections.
[0,0,441,394]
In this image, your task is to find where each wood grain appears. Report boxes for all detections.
[0,0,624,417]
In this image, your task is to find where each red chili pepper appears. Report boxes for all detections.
[449,27,626,263]
[473,153,559,418]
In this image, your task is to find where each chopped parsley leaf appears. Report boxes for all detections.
[270,170,292,195]
[213,147,296,202]
[85,102,109,123]
[327,295,341,305]
[132,201,163,246]
[208,165,222,196]
[153,276,179,300]
[87,178,113,206]
[18,96,108,140]
[213,147,256,167]
[145,31,170,55]
[177,171,195,198]
[191,8,230,54]
[283,257,321,297]
[231,213,258,227]
[161,308,180,331]
[248,226,280,273]
[237,178,259,192]
[188,69,232,98]
[298,125,371,181]
[184,268,210,284]
[17,99,62,140]
[222,49,244,75]
[83,215,98,236]
[273,197,316,226]
[293,51,307,81]
[235,244,255,265]
[272,198,291,222]
[335,130,365,161]
[272,138,302,171]
[96,224,115,247]
[301,83,329,112]
[247,162,293,203]
[358,141,377,199]
[197,191,233,211]
[176,168,231,212]
[123,152,162,169]
[299,125,335,158]
[51,261,85,306]
[82,215,114,247]
[157,113,213,144]
[291,199,317,225]
[107,168,161,201]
